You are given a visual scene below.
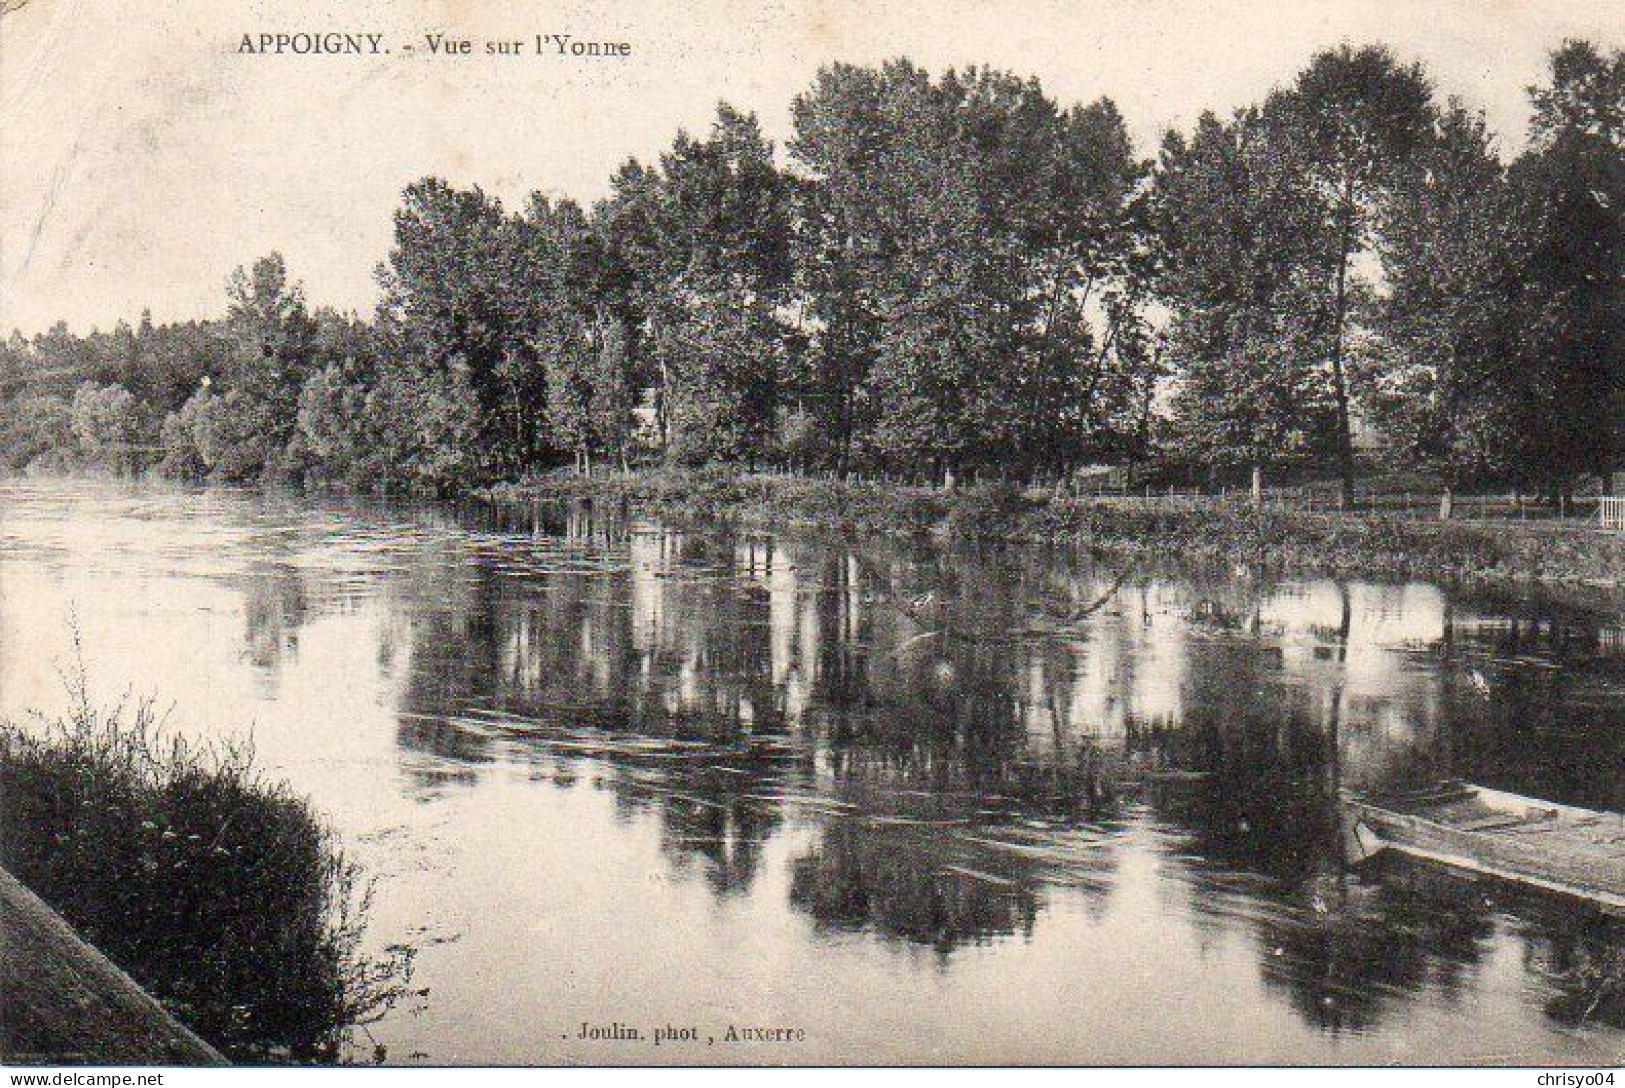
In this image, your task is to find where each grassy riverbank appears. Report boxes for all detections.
[0,670,412,1064]
[486,469,1625,586]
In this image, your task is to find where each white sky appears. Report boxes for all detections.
[1,0,1619,335]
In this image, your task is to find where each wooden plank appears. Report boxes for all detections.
[0,867,227,1066]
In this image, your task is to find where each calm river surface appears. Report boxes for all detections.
[1,476,1621,1065]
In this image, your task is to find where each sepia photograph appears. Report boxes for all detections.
[0,0,1620,1076]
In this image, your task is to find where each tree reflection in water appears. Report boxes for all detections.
[245,499,1620,1040]
[790,821,1041,955]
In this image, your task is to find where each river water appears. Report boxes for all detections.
[0,476,1620,1065]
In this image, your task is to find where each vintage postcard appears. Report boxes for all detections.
[0,0,1620,1077]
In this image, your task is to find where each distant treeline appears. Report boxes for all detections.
[1,42,1619,498]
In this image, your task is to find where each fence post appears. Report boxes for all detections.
[1439,488,1452,521]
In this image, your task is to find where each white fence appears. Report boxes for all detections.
[1058,485,1615,526]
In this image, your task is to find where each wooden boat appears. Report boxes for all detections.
[1344,781,1625,914]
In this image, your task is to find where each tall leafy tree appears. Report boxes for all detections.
[587,317,635,472]
[789,61,1145,481]
[657,279,783,465]
[1368,103,1523,483]
[223,253,318,411]
[294,310,385,485]
[1150,109,1337,492]
[376,179,546,479]
[1269,45,1435,503]
[788,64,890,474]
[195,252,319,479]
[1504,40,1623,496]
[598,104,792,463]
[528,195,638,473]
[864,67,1011,481]
[1529,39,1625,143]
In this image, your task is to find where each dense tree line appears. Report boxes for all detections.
[2,42,1618,499]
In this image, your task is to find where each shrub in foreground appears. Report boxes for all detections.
[0,673,412,1063]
